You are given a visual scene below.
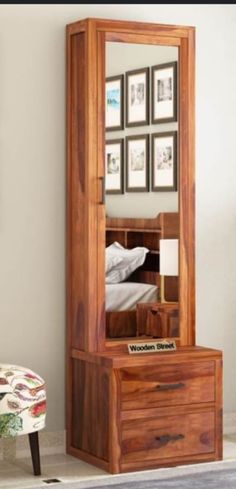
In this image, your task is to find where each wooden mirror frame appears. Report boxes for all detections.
[67,18,195,353]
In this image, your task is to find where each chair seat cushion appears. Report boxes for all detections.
[0,364,46,437]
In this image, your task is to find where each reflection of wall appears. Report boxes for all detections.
[106,43,178,218]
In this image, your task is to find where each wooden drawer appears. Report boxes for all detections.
[121,410,215,464]
[120,361,215,410]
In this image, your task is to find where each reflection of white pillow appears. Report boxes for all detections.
[106,255,123,274]
[106,241,149,284]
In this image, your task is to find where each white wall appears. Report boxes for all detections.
[0,4,236,431]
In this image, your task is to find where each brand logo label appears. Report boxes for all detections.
[128,341,176,354]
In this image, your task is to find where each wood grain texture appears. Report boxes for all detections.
[67,32,86,351]
[86,19,100,352]
[68,347,222,472]
[105,32,181,46]
[106,213,175,231]
[215,357,223,459]
[66,31,87,453]
[179,31,196,346]
[121,402,215,421]
[96,18,193,38]
[67,21,106,353]
[71,359,109,460]
[106,311,137,339]
[66,20,86,36]
[136,303,163,337]
[71,346,222,368]
[120,361,215,410]
[109,369,122,473]
[67,445,110,472]
[136,302,179,338]
[120,452,219,472]
[97,30,106,352]
[121,411,215,463]
[66,24,73,454]
[66,18,222,474]
[67,18,192,38]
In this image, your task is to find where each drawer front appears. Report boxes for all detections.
[120,361,215,410]
[121,411,215,463]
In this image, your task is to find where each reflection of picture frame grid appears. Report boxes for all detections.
[125,67,149,127]
[152,131,177,192]
[105,139,124,194]
[152,61,177,124]
[106,75,124,131]
[126,134,149,192]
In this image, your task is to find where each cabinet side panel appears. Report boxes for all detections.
[215,357,223,459]
[179,32,195,346]
[71,359,110,461]
[67,32,87,350]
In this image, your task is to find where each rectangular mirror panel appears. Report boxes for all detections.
[105,42,179,342]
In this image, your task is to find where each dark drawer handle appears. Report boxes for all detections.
[156,382,185,391]
[99,176,105,205]
[156,434,185,444]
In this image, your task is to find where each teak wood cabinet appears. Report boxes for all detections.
[70,347,222,473]
[66,18,223,473]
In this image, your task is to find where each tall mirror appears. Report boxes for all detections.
[105,42,179,342]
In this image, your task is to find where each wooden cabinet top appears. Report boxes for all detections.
[72,346,222,368]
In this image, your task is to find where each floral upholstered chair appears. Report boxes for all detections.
[0,364,46,475]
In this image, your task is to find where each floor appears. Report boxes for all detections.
[0,434,236,489]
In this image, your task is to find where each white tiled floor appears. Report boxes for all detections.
[0,435,236,489]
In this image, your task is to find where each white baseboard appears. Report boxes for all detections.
[224,412,236,434]
[0,429,65,460]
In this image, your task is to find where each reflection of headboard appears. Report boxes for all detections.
[106,212,179,300]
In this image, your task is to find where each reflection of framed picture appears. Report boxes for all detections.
[152,62,177,123]
[152,131,177,191]
[126,68,149,127]
[105,139,124,194]
[126,134,149,192]
[105,75,124,131]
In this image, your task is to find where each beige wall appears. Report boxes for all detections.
[0,5,235,430]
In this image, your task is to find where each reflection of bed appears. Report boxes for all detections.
[106,282,158,312]
[106,283,158,338]
[105,212,179,339]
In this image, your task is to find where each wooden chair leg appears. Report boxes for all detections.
[28,431,41,476]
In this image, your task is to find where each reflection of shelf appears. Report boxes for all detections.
[106,213,179,301]
[106,227,161,253]
[106,227,161,233]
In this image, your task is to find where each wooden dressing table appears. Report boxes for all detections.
[66,18,222,473]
